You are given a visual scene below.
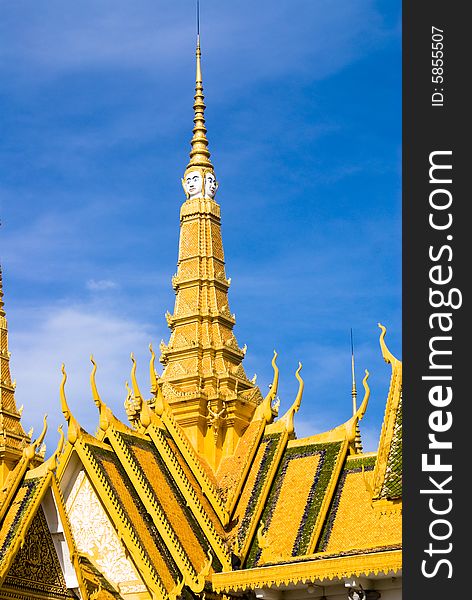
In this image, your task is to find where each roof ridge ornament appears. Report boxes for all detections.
[253,351,279,422]
[60,364,81,445]
[378,323,398,366]
[90,355,124,434]
[27,425,65,478]
[22,414,48,461]
[270,363,304,436]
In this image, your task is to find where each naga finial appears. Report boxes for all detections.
[273,363,304,437]
[23,414,48,461]
[149,343,167,417]
[60,364,81,444]
[45,425,65,473]
[149,343,159,394]
[90,355,101,407]
[90,355,114,433]
[378,323,397,366]
[253,350,279,423]
[130,353,143,405]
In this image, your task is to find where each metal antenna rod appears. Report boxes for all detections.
[197,0,200,40]
[350,328,357,415]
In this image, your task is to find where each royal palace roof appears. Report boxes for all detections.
[0,30,401,600]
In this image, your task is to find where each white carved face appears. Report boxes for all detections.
[185,171,203,198]
[204,172,218,198]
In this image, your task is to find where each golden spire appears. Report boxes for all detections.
[161,5,262,468]
[186,7,213,171]
[0,264,31,482]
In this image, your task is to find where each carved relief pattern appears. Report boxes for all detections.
[5,507,74,598]
[66,471,146,593]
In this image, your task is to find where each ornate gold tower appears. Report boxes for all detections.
[158,37,263,470]
[0,267,31,485]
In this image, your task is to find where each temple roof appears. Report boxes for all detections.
[0,426,88,598]
[52,321,401,599]
[52,31,403,598]
[0,24,402,600]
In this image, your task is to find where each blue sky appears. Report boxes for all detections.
[0,0,401,454]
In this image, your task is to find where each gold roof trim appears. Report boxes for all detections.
[372,324,402,500]
[161,411,230,525]
[0,416,48,522]
[233,429,289,563]
[50,475,90,598]
[1,448,87,595]
[212,549,402,593]
[145,423,232,570]
[74,439,169,600]
[106,427,210,593]
[220,419,268,517]
[0,474,51,585]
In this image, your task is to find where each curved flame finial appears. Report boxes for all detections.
[90,355,102,407]
[378,323,397,366]
[356,369,371,422]
[90,355,114,433]
[60,364,80,444]
[23,414,48,460]
[130,353,143,403]
[274,363,304,436]
[267,350,279,399]
[46,425,65,473]
[149,343,159,394]
[254,350,279,423]
[148,343,167,418]
[36,413,48,448]
[293,362,305,413]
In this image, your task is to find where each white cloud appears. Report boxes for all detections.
[86,279,118,291]
[8,302,161,453]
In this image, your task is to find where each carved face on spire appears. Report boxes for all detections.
[204,172,218,199]
[184,170,204,199]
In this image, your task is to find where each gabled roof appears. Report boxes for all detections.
[0,427,88,598]
[53,325,401,598]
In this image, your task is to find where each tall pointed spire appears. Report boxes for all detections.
[159,17,262,470]
[0,265,31,483]
[186,4,213,171]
